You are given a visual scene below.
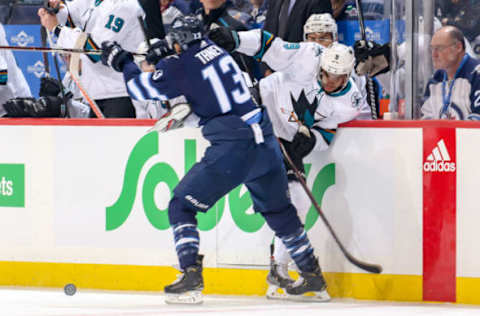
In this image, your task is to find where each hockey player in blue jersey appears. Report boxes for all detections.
[100,15,330,304]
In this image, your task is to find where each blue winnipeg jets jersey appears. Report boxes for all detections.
[123,39,258,125]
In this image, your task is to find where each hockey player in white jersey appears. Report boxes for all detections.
[303,13,368,103]
[208,26,370,300]
[0,23,32,117]
[38,0,145,117]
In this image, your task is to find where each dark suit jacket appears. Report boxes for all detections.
[263,0,333,42]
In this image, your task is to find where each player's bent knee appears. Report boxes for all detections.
[168,196,198,225]
[263,204,302,237]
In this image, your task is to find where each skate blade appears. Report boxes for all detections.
[165,291,203,305]
[286,289,331,302]
[266,284,289,300]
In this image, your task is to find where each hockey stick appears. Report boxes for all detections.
[138,16,152,48]
[354,0,378,120]
[0,45,145,57]
[69,33,104,118]
[138,0,166,39]
[43,25,69,117]
[40,26,50,75]
[277,140,382,274]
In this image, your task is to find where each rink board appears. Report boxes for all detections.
[0,119,479,304]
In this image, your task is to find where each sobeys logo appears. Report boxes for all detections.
[106,133,335,232]
[0,164,25,207]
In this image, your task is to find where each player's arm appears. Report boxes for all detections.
[208,28,312,73]
[101,40,175,102]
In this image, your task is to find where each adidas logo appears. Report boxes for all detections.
[423,139,456,172]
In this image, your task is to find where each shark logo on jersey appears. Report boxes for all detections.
[290,90,318,128]
[152,70,164,81]
[351,92,362,108]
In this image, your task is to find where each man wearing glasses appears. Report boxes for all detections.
[422,25,480,120]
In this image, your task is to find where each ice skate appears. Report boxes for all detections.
[164,255,204,304]
[285,261,330,302]
[266,258,295,300]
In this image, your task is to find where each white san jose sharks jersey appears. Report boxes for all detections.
[238,29,370,150]
[0,23,31,116]
[56,0,144,101]
[259,72,368,151]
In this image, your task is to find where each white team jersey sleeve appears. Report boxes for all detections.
[237,29,322,83]
[56,26,85,49]
[0,23,31,113]
[56,0,91,28]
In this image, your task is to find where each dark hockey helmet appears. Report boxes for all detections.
[166,15,204,51]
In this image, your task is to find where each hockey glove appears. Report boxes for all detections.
[3,97,62,117]
[207,27,239,52]
[101,41,133,72]
[146,39,174,65]
[291,128,317,159]
[25,96,62,117]
[39,76,62,97]
[148,103,192,133]
[353,40,391,77]
[3,98,32,117]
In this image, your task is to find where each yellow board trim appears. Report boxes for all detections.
[0,261,478,304]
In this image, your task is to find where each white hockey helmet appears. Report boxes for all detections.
[303,13,338,42]
[318,43,355,91]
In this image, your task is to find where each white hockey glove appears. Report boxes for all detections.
[148,103,192,133]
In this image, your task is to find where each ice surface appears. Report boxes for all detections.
[1,288,479,316]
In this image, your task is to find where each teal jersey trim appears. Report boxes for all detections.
[319,129,335,144]
[0,72,7,85]
[304,110,315,128]
[84,36,101,63]
[253,30,274,61]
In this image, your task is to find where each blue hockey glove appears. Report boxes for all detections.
[207,27,239,52]
[146,39,174,65]
[101,41,133,72]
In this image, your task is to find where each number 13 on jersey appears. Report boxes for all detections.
[201,55,251,113]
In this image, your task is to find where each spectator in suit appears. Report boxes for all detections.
[263,0,332,42]
[261,0,332,76]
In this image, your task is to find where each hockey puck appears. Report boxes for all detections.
[64,283,77,296]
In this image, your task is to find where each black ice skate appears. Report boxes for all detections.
[266,258,295,299]
[164,255,204,304]
[285,260,330,302]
